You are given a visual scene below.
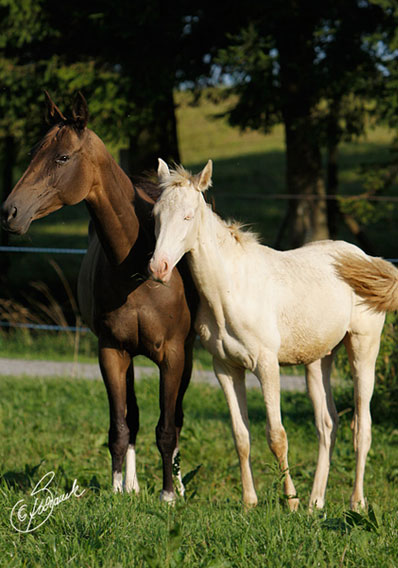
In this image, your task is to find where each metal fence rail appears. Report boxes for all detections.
[1,244,398,334]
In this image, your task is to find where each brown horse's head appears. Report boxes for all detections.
[2,92,93,234]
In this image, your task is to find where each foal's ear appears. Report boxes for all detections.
[196,160,213,192]
[72,92,89,131]
[44,91,67,125]
[157,158,171,182]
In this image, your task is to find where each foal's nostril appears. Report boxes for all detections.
[10,206,17,220]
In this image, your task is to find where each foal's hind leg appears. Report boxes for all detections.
[99,342,131,492]
[213,358,257,506]
[124,361,140,493]
[344,312,384,510]
[306,352,339,510]
[256,353,299,511]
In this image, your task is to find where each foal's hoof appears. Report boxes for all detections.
[160,490,176,504]
[350,498,367,512]
[287,496,300,512]
[243,495,258,510]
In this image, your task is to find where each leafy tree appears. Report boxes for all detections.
[213,0,392,248]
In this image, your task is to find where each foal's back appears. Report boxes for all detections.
[215,239,376,367]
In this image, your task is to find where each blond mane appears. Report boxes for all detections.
[160,164,196,191]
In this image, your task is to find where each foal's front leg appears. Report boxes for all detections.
[256,353,299,511]
[213,358,258,507]
[306,353,339,510]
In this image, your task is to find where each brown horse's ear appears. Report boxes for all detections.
[44,91,67,125]
[72,92,89,131]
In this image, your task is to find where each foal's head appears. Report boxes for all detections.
[2,92,95,235]
[148,159,212,283]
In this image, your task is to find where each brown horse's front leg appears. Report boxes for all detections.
[99,342,132,493]
[125,361,140,493]
[157,345,185,502]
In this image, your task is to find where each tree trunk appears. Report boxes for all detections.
[274,8,329,249]
[120,89,180,175]
[327,142,339,239]
[275,120,329,249]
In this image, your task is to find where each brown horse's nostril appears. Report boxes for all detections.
[9,206,17,221]
[1,204,17,228]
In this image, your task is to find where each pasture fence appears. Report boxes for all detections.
[1,243,398,334]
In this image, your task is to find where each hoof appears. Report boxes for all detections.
[243,494,258,509]
[112,471,123,493]
[350,498,367,512]
[160,490,176,504]
[287,497,300,512]
[124,478,140,494]
[309,497,325,513]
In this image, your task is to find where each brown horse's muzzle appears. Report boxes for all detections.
[1,195,34,235]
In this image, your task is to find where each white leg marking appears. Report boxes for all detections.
[172,448,185,497]
[124,444,140,494]
[160,490,176,503]
[112,471,123,493]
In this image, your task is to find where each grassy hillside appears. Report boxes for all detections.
[1,91,398,363]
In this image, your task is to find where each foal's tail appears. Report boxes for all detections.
[334,252,398,313]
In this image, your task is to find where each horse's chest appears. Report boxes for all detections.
[196,306,255,370]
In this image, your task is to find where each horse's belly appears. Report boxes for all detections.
[277,319,348,365]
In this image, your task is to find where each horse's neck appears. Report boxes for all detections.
[189,204,232,322]
[85,145,140,267]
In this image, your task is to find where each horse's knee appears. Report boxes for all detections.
[109,421,130,467]
[266,424,288,461]
[318,411,339,448]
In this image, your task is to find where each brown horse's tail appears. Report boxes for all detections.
[334,252,398,313]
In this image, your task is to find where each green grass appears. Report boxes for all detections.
[1,375,398,566]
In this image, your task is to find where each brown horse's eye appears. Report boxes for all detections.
[55,155,70,164]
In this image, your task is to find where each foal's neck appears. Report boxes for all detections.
[188,202,230,319]
[84,135,141,267]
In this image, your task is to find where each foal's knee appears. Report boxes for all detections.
[319,412,339,448]
[266,425,288,462]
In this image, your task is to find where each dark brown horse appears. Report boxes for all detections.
[2,93,197,501]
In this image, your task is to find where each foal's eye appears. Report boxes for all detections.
[55,155,70,164]
[184,212,194,221]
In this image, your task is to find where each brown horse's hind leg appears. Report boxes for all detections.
[173,330,195,496]
[99,342,131,493]
[156,343,185,502]
[124,362,140,493]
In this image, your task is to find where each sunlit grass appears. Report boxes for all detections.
[1,375,397,566]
